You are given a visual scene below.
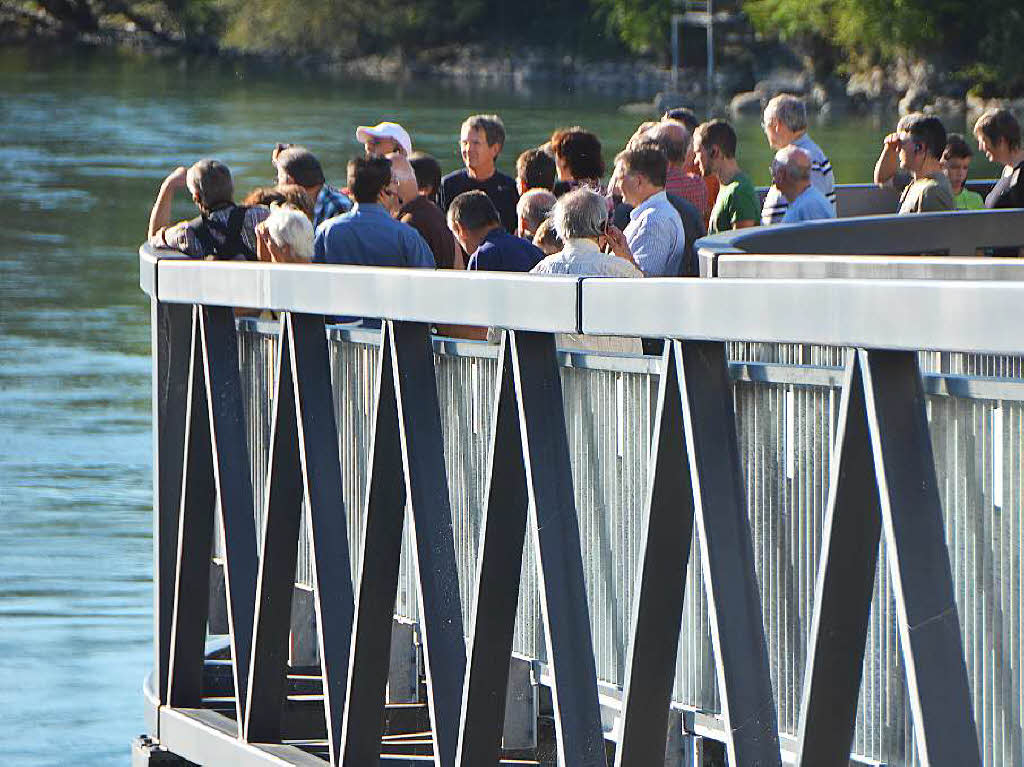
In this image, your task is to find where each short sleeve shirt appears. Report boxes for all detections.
[708,172,759,234]
[151,205,270,259]
[898,172,955,214]
[439,168,520,233]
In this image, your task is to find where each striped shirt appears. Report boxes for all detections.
[624,190,687,276]
[761,133,836,225]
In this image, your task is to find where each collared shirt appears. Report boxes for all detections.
[313,184,352,229]
[665,167,709,217]
[313,203,435,268]
[439,168,520,233]
[467,227,544,272]
[623,190,687,277]
[780,185,836,223]
[761,133,837,224]
[531,237,643,277]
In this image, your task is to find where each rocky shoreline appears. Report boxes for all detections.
[5,10,1023,122]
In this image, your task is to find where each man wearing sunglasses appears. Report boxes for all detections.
[892,114,956,214]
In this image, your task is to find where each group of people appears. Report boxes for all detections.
[146,98,1024,309]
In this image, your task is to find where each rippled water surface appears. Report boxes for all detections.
[0,43,1001,765]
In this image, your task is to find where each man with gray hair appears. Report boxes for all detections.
[516,188,557,240]
[769,146,836,224]
[531,188,642,277]
[645,121,708,216]
[147,159,269,259]
[760,94,836,223]
[440,114,519,233]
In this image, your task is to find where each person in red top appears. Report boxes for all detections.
[645,121,708,218]
[663,108,719,225]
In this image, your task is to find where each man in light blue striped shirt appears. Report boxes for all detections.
[760,94,836,224]
[612,145,688,276]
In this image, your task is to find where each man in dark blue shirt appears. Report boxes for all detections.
[439,114,520,233]
[447,190,543,272]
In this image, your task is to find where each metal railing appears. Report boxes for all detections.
[139,243,1024,766]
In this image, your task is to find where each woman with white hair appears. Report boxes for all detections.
[530,188,642,278]
[255,203,315,263]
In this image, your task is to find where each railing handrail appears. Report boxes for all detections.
[141,243,1024,354]
[695,207,1024,269]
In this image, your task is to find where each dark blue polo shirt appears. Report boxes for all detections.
[466,227,544,272]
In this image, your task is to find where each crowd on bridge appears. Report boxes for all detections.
[147,97,1024,298]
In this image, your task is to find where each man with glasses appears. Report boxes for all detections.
[891,114,955,214]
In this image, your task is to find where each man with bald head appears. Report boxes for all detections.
[769,146,836,224]
[645,121,708,217]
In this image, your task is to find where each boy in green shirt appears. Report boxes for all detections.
[942,133,985,210]
[694,119,760,234]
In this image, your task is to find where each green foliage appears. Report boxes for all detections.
[591,0,671,56]
[745,0,1024,95]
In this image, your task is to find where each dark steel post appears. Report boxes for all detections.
[456,334,530,766]
[676,340,781,765]
[796,353,883,765]
[152,300,193,704]
[859,349,980,766]
[167,308,217,709]
[511,330,605,767]
[340,322,411,765]
[388,320,466,766]
[289,312,355,763]
[615,342,695,767]
[198,306,260,728]
[245,318,304,744]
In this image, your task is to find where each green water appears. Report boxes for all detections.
[0,42,1002,765]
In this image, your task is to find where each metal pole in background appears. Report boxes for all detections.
[706,0,714,99]
[671,14,681,91]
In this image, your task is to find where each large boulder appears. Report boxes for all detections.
[730,90,764,117]
[899,85,930,116]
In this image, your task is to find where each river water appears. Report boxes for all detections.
[0,43,1001,765]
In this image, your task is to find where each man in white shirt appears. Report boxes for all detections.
[609,145,688,276]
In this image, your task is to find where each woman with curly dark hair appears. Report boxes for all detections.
[549,127,606,195]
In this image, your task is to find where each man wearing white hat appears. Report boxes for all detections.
[356,122,413,158]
